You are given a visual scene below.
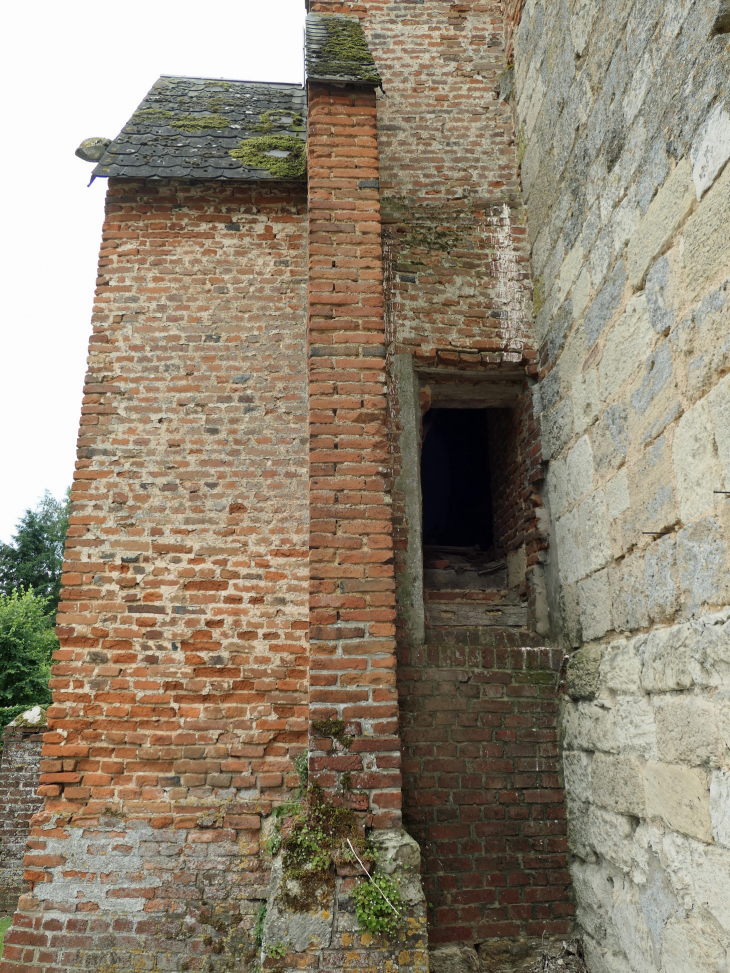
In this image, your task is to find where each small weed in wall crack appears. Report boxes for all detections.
[311,717,353,750]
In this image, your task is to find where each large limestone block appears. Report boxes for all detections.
[691,102,730,201]
[654,695,724,767]
[612,884,658,973]
[628,158,695,289]
[661,915,728,973]
[600,639,642,693]
[563,699,618,753]
[588,805,636,872]
[684,160,730,301]
[644,762,712,841]
[567,645,604,699]
[609,555,649,634]
[567,434,595,504]
[556,507,584,585]
[644,536,681,623]
[572,367,600,435]
[564,750,594,804]
[640,624,696,692]
[579,490,611,575]
[672,399,722,523]
[710,771,730,848]
[708,371,730,490]
[263,858,334,953]
[606,469,630,522]
[676,517,729,607]
[567,797,598,863]
[598,294,655,400]
[614,695,658,759]
[592,753,646,816]
[578,569,613,640]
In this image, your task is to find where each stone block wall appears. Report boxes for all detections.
[513,0,730,968]
[0,723,45,915]
[399,632,571,946]
[1,180,309,971]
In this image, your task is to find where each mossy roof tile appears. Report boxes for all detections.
[305,13,381,86]
[93,75,307,181]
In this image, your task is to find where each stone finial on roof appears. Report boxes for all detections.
[305,13,381,87]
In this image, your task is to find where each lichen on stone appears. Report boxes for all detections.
[229,135,306,179]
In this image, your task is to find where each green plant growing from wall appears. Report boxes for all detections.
[351,873,403,937]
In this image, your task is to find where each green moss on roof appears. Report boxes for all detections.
[132,108,231,131]
[253,110,306,134]
[229,134,306,179]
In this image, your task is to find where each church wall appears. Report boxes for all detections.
[513,1,730,969]
[0,179,309,971]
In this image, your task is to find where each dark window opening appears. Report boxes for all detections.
[421,408,493,551]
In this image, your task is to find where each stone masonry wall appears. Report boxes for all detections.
[513,0,730,969]
[1,179,309,972]
[0,724,45,915]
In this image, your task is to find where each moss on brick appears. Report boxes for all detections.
[315,18,380,84]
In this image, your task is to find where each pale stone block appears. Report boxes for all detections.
[609,554,649,633]
[567,798,598,863]
[613,885,658,973]
[567,434,595,504]
[708,372,730,491]
[598,294,655,401]
[661,915,728,973]
[563,750,593,804]
[572,265,592,325]
[716,691,730,749]
[606,469,630,521]
[672,398,721,523]
[676,517,729,607]
[663,835,730,934]
[592,753,647,816]
[654,695,724,768]
[615,695,658,759]
[645,762,712,842]
[563,699,618,753]
[601,638,642,693]
[588,806,636,872]
[710,771,730,849]
[640,624,695,692]
[556,240,585,307]
[547,455,568,518]
[684,161,730,301]
[690,102,730,201]
[579,569,613,640]
[580,489,611,575]
[556,507,583,585]
[572,368,599,435]
[644,535,681,623]
[628,158,695,289]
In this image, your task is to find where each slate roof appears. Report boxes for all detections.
[305,14,381,86]
[93,76,307,181]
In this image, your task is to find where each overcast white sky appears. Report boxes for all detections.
[0,0,305,543]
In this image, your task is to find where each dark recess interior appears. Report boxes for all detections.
[421,408,493,550]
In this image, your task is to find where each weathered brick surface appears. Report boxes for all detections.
[1,179,308,970]
[0,725,45,915]
[399,632,571,945]
[306,83,404,827]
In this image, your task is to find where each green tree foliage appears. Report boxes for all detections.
[0,589,56,728]
[0,490,70,616]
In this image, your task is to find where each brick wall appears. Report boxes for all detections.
[1,179,309,971]
[0,724,45,915]
[399,632,571,945]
